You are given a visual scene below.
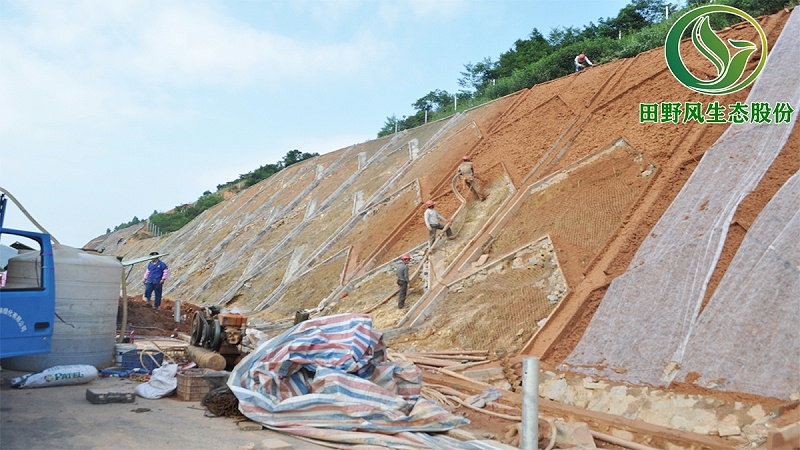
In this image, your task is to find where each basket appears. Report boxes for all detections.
[120,349,163,372]
[162,346,189,363]
[176,368,225,402]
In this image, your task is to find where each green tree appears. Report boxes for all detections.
[494,29,551,79]
[282,149,317,168]
[412,90,454,113]
[149,193,224,234]
[605,0,666,35]
[458,57,496,97]
[547,26,583,47]
[113,216,142,231]
[378,115,401,136]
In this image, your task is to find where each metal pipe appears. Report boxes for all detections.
[117,257,127,344]
[521,357,539,449]
[174,299,181,323]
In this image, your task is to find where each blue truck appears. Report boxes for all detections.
[0,193,56,358]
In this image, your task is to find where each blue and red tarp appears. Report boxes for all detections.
[228,313,488,448]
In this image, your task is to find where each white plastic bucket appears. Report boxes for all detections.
[115,343,136,365]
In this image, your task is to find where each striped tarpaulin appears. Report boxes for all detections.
[228,313,470,439]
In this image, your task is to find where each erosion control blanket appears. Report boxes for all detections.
[563,8,800,399]
[228,313,468,440]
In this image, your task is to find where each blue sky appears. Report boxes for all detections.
[1,0,634,248]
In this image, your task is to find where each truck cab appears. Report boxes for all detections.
[0,194,56,358]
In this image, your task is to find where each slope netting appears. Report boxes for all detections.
[428,238,566,353]
[491,140,652,262]
[563,10,800,399]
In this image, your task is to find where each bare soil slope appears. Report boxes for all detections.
[84,8,798,445]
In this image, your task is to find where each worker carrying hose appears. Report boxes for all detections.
[424,200,453,246]
[457,155,487,201]
[396,253,411,309]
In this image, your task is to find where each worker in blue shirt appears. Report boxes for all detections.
[143,251,169,309]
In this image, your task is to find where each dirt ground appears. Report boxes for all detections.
[118,296,525,444]
[119,295,195,339]
[0,367,326,450]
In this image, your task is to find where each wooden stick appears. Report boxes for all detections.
[424,384,467,399]
[449,395,521,421]
[436,366,493,387]
[410,350,489,356]
[404,353,487,361]
[442,360,491,372]
[404,355,459,368]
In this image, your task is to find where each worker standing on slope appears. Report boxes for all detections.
[574,53,593,72]
[143,251,169,309]
[424,200,453,246]
[396,253,411,309]
[457,155,487,201]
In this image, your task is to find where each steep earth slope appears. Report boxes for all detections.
[86,8,798,444]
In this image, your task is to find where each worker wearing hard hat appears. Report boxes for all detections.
[575,53,593,72]
[143,251,169,309]
[424,200,453,246]
[396,253,411,309]
[457,155,487,201]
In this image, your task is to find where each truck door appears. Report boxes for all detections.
[0,196,56,358]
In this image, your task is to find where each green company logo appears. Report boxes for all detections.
[665,5,767,95]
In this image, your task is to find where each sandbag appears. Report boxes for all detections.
[134,363,178,399]
[11,364,98,389]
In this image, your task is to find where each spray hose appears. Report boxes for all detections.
[0,186,59,244]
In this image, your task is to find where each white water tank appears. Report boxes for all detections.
[2,245,121,372]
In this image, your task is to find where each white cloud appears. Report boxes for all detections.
[0,0,388,148]
[0,35,114,139]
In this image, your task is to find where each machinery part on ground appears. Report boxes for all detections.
[189,307,246,355]
[190,311,203,346]
[207,318,222,351]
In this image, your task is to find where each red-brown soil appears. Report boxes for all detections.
[118,295,194,339]
[94,9,798,446]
